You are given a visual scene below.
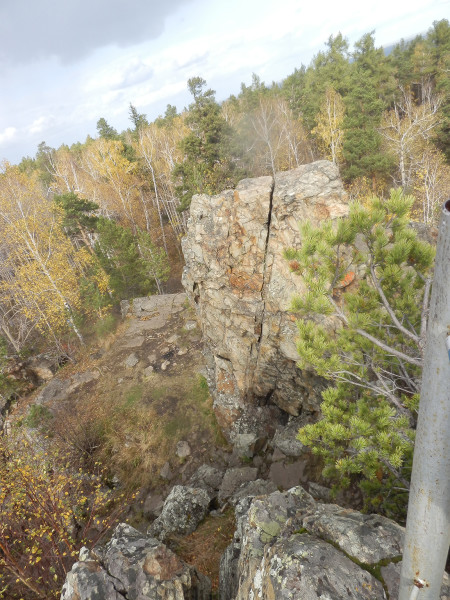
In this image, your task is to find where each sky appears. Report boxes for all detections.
[0,0,448,164]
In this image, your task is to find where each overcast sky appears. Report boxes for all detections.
[0,0,448,164]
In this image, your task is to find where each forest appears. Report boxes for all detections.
[0,20,448,360]
[0,19,449,599]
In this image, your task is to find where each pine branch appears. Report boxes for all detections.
[369,262,420,345]
[328,296,422,367]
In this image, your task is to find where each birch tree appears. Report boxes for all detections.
[0,164,102,349]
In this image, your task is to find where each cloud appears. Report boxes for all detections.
[0,0,193,66]
[28,116,56,135]
[0,127,17,144]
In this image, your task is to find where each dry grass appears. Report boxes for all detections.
[48,371,228,490]
[175,509,236,594]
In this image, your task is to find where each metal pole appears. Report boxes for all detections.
[398,200,450,600]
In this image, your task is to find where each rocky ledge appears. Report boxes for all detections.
[182,161,348,440]
[62,485,450,600]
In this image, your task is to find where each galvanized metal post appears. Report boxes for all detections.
[398,200,450,600]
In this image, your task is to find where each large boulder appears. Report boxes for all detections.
[219,485,450,600]
[182,161,348,439]
[148,485,210,541]
[61,523,211,600]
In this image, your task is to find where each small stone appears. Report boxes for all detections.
[176,441,191,458]
[148,353,157,362]
[117,378,123,384]
[184,320,197,330]
[161,360,170,371]
[177,348,188,356]
[270,447,286,462]
[160,462,172,480]
[167,334,179,344]
[124,353,139,368]
[161,347,170,355]
[308,482,332,502]
[121,335,145,348]
[143,494,164,518]
[148,486,210,540]
[252,456,264,468]
[143,365,154,376]
[78,547,90,562]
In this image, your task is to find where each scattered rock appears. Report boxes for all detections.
[184,320,197,330]
[161,360,170,371]
[219,485,450,600]
[124,353,139,368]
[254,534,385,600]
[303,504,404,563]
[218,467,258,504]
[160,461,173,481]
[308,481,333,502]
[268,457,310,489]
[143,365,154,376]
[27,354,58,383]
[176,441,191,458]
[272,416,308,457]
[233,432,266,459]
[121,335,145,348]
[270,447,286,462]
[148,486,210,541]
[61,523,211,600]
[67,370,100,393]
[34,378,70,405]
[229,479,277,506]
[188,464,224,498]
[143,493,165,518]
[177,348,188,356]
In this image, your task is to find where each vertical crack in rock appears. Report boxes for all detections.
[252,177,275,391]
[181,162,349,437]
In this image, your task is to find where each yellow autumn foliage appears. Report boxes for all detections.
[0,164,103,343]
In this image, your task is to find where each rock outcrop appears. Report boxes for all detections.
[219,485,450,600]
[182,161,348,439]
[61,523,211,600]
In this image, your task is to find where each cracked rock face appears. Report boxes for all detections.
[60,523,211,600]
[220,486,449,600]
[182,161,348,438]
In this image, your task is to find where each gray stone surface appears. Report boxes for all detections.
[34,377,70,405]
[302,504,404,563]
[148,485,210,541]
[218,467,258,504]
[272,416,309,457]
[268,456,310,489]
[219,485,450,600]
[229,479,277,506]
[61,523,211,600]
[176,440,191,458]
[182,161,347,438]
[124,352,139,368]
[188,464,224,497]
[248,534,385,600]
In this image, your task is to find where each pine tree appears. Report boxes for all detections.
[94,218,168,300]
[96,117,119,140]
[173,77,242,211]
[284,190,435,514]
